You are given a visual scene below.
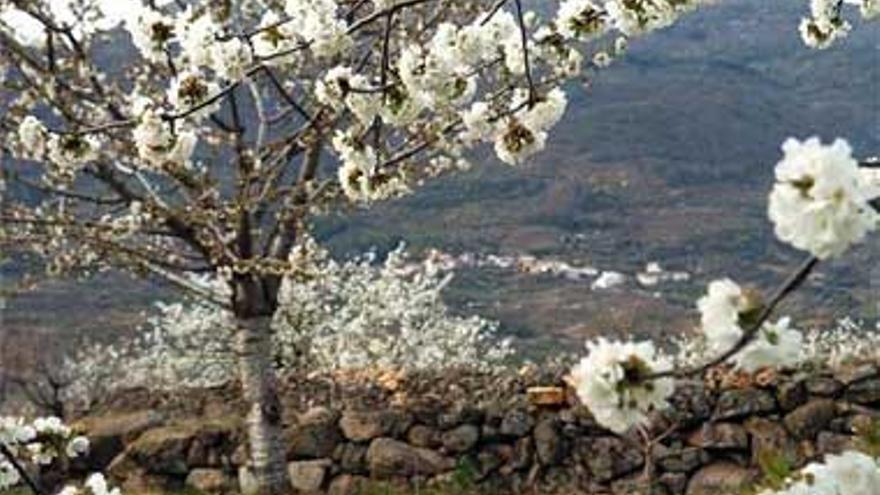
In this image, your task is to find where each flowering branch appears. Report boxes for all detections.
[0,416,112,495]
[647,255,820,381]
[0,444,44,495]
[569,139,879,434]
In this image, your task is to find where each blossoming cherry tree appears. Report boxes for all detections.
[1,0,876,492]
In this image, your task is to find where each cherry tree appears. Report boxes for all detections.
[0,0,876,492]
[24,242,512,414]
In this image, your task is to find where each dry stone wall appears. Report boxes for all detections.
[65,366,880,494]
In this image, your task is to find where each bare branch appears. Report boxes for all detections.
[260,65,312,121]
[512,0,537,106]
[481,0,510,25]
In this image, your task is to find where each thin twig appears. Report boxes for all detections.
[260,66,312,121]
[373,10,396,150]
[860,157,880,168]
[163,65,262,122]
[347,0,436,34]
[512,0,537,106]
[481,0,510,25]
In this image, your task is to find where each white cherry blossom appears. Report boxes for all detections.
[17,115,47,160]
[570,338,674,433]
[758,450,880,495]
[126,6,175,64]
[556,0,608,40]
[768,137,878,259]
[132,105,197,170]
[732,317,804,372]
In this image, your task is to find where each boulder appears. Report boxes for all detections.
[125,426,190,475]
[655,446,705,473]
[298,406,340,425]
[501,437,533,474]
[784,399,836,439]
[687,423,748,450]
[686,463,754,495]
[666,383,713,425]
[366,438,454,477]
[533,418,566,466]
[335,442,368,474]
[186,418,241,467]
[119,469,171,493]
[340,410,411,442]
[437,405,484,429]
[125,417,239,474]
[476,445,505,478]
[612,474,669,495]
[745,417,798,467]
[580,437,644,482]
[713,389,776,420]
[186,468,233,493]
[775,380,808,411]
[845,377,880,404]
[327,474,369,495]
[72,410,166,472]
[837,365,879,385]
[659,472,689,494]
[500,408,534,437]
[287,422,342,460]
[407,425,441,448]
[816,431,854,455]
[805,377,844,397]
[288,459,332,492]
[441,424,480,453]
[106,452,141,483]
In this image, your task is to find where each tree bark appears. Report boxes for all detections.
[236,315,290,494]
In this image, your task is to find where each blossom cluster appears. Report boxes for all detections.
[0,416,90,490]
[274,239,513,371]
[769,137,878,259]
[16,116,102,186]
[757,450,879,495]
[130,99,198,171]
[7,0,845,217]
[319,0,724,195]
[57,474,121,495]
[0,0,696,280]
[715,136,879,370]
[801,317,880,369]
[799,0,879,49]
[568,338,674,433]
[52,242,511,407]
[696,279,803,372]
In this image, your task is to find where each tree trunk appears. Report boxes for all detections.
[236,315,290,494]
